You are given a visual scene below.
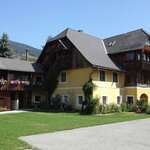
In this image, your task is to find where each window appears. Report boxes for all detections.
[113,72,118,83]
[117,96,122,105]
[60,72,67,83]
[100,70,105,81]
[102,96,108,105]
[76,95,84,106]
[21,75,28,81]
[8,74,14,81]
[126,96,134,105]
[34,96,41,103]
[125,53,134,61]
[143,54,146,61]
[62,94,70,105]
[137,53,141,60]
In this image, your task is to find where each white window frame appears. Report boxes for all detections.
[102,95,108,105]
[99,70,107,82]
[62,94,70,104]
[112,72,119,83]
[60,71,67,83]
[76,94,84,106]
[116,95,122,105]
[126,95,134,105]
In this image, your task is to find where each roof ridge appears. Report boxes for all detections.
[104,28,144,40]
[66,28,103,40]
[141,28,150,37]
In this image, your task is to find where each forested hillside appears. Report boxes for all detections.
[9,40,41,57]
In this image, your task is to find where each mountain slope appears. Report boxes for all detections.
[9,40,41,57]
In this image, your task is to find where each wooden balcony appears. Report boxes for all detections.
[124,60,150,71]
[124,61,135,70]
[142,61,150,71]
[0,80,30,91]
[0,80,42,91]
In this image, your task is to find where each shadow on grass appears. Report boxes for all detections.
[31,108,80,114]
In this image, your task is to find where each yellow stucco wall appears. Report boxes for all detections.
[53,67,126,109]
[137,87,150,102]
[92,69,125,104]
[124,87,150,103]
[54,67,92,109]
[32,91,48,104]
[51,67,150,109]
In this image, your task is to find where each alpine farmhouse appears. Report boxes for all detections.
[0,28,150,110]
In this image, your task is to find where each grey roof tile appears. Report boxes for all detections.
[104,29,150,54]
[0,57,43,73]
[49,28,121,71]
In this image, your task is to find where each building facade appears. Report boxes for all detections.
[0,58,47,111]
[37,28,150,110]
[1,28,150,111]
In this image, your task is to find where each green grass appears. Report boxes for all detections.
[0,112,150,150]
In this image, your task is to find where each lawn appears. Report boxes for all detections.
[0,112,150,150]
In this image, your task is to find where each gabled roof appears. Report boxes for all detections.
[0,57,43,73]
[46,28,121,71]
[104,29,150,54]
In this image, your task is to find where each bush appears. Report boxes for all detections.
[137,100,148,113]
[100,103,122,114]
[146,104,150,114]
[52,95,61,110]
[81,98,99,115]
[116,106,122,113]
[101,105,109,114]
[120,103,127,112]
[64,104,73,112]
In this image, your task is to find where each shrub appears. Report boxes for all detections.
[52,95,61,110]
[81,98,99,115]
[116,106,122,113]
[64,104,73,112]
[120,103,127,112]
[120,103,135,112]
[101,105,109,114]
[137,100,148,113]
[146,104,150,114]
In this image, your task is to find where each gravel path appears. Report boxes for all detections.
[20,118,150,150]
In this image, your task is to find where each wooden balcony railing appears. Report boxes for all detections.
[142,61,150,71]
[0,80,42,91]
[124,60,150,71]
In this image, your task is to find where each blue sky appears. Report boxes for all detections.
[0,0,150,49]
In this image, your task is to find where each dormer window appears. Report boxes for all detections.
[108,41,116,47]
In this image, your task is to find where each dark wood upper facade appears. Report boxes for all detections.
[0,70,43,91]
[37,37,91,72]
[0,68,43,110]
[110,45,150,87]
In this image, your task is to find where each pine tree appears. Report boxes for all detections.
[0,33,13,58]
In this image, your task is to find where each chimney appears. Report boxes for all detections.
[25,48,29,61]
[78,30,83,32]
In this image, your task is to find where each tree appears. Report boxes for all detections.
[0,33,13,58]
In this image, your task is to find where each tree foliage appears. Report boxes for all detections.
[0,33,13,58]
[81,79,96,114]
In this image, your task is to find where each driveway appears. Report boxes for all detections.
[20,118,150,150]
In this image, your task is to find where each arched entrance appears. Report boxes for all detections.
[140,94,148,102]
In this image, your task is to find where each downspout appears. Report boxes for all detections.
[89,68,97,80]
